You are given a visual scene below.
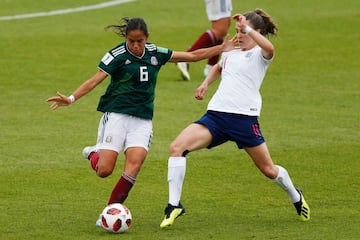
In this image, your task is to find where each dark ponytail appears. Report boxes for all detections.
[105,17,149,37]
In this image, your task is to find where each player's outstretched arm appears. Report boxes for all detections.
[47,92,73,110]
[169,36,235,63]
[47,70,108,110]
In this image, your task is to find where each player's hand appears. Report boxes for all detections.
[229,34,239,47]
[195,83,208,100]
[47,92,72,110]
[233,14,248,33]
[222,34,237,52]
[232,13,246,24]
[232,14,242,21]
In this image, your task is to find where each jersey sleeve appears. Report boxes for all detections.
[156,46,173,65]
[98,51,118,76]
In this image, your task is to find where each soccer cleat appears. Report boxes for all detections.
[177,62,190,81]
[95,214,102,227]
[160,203,185,228]
[203,64,213,78]
[82,146,97,160]
[293,188,310,221]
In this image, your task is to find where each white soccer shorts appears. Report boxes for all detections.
[96,112,153,153]
[205,0,232,21]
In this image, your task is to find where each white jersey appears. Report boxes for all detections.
[205,0,232,21]
[207,46,273,116]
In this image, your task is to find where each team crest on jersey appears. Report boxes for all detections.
[151,56,158,66]
[245,52,253,58]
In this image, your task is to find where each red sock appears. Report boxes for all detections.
[89,152,99,171]
[187,30,216,52]
[108,173,136,204]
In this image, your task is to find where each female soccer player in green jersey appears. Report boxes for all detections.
[47,17,234,226]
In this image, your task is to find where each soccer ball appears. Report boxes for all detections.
[100,203,132,233]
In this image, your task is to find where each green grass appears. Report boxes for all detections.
[1,0,359,239]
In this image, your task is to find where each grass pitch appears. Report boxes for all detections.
[1,0,359,239]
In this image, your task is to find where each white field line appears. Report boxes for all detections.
[0,0,135,21]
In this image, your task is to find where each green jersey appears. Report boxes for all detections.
[97,42,173,119]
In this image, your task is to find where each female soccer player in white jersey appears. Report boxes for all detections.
[47,17,233,226]
[160,9,310,228]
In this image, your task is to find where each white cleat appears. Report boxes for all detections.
[203,64,213,78]
[95,214,102,227]
[177,62,190,81]
[82,146,97,160]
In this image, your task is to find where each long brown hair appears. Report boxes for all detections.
[244,8,277,37]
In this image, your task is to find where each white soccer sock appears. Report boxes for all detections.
[167,156,186,206]
[273,165,301,203]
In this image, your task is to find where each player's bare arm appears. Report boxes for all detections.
[195,64,221,100]
[169,36,235,63]
[47,70,108,110]
[233,14,274,59]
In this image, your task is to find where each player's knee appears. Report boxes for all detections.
[96,166,113,178]
[169,141,186,156]
[262,166,277,179]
